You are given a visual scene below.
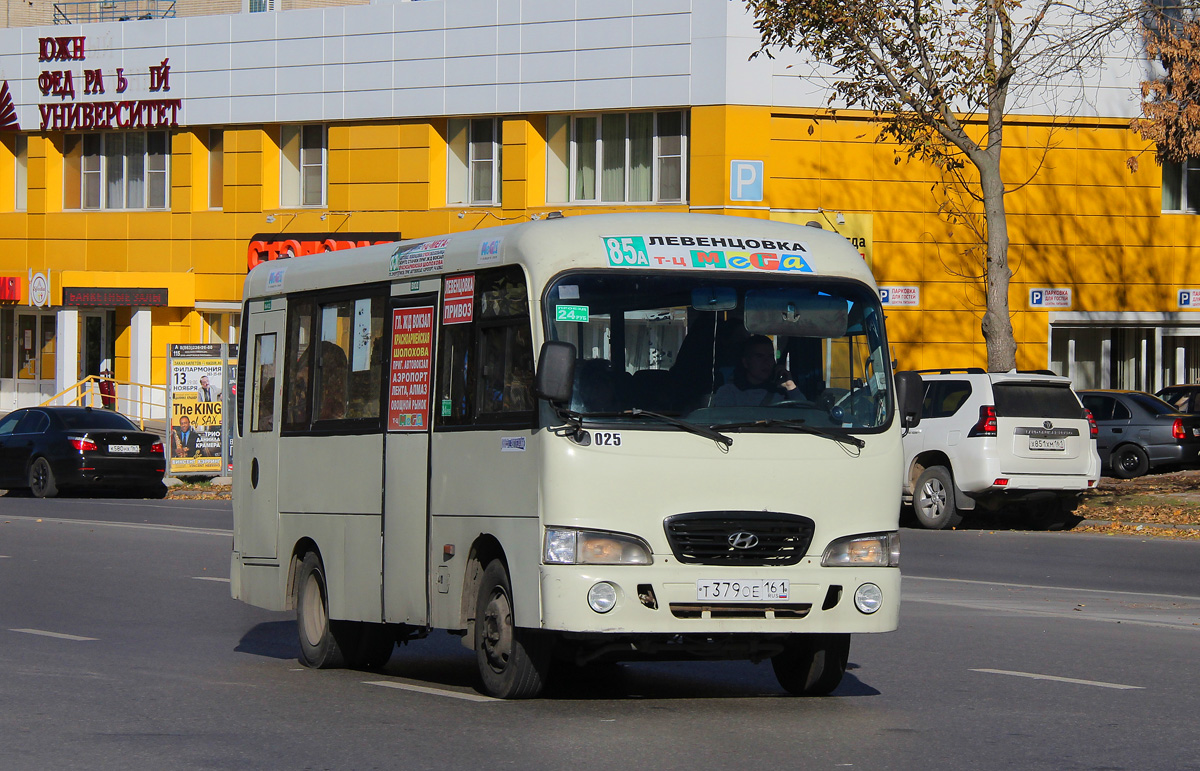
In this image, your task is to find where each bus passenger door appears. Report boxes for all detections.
[235,306,284,560]
[382,291,439,626]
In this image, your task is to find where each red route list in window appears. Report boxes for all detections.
[388,306,435,432]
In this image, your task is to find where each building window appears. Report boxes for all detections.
[447,118,500,206]
[208,128,224,209]
[63,131,169,210]
[1162,159,1200,212]
[248,0,275,11]
[281,125,325,208]
[546,111,688,204]
[14,135,27,211]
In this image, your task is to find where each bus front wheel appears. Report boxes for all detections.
[474,559,551,699]
[771,633,850,696]
[296,551,347,669]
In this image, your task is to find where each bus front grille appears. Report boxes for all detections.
[663,511,815,566]
[669,603,812,619]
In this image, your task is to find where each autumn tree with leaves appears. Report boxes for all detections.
[744,0,1134,372]
[1131,6,1200,167]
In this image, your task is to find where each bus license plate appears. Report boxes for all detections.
[696,580,789,602]
[108,444,140,454]
[1028,437,1066,451]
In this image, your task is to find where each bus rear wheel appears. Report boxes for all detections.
[771,633,850,696]
[296,551,347,669]
[474,559,551,699]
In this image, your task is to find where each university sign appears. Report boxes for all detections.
[24,36,181,132]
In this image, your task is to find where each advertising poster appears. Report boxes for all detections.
[168,343,225,475]
[388,306,435,431]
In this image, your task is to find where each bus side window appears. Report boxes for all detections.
[477,324,534,415]
[251,333,276,432]
[283,299,316,431]
[437,324,474,425]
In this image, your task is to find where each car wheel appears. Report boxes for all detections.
[913,466,962,529]
[1111,444,1149,479]
[772,633,850,696]
[29,458,59,499]
[475,559,551,699]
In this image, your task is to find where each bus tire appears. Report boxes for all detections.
[296,551,347,669]
[772,633,850,696]
[913,466,961,529]
[474,559,551,699]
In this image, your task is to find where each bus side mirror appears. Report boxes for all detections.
[894,371,923,429]
[535,341,577,404]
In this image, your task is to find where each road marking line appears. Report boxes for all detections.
[85,499,230,512]
[3,515,229,537]
[364,680,498,703]
[906,575,1200,604]
[193,576,231,583]
[971,668,1143,690]
[10,628,98,641]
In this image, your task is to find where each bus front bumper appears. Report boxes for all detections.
[539,564,900,636]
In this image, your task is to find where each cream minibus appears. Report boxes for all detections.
[231,212,921,699]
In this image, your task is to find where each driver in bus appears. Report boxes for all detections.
[712,335,802,407]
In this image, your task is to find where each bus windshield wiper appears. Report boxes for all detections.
[709,418,865,449]
[626,408,733,448]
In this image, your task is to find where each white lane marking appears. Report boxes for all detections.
[907,575,1200,604]
[3,515,229,537]
[971,668,1144,690]
[85,499,230,513]
[11,628,98,641]
[364,680,498,703]
[193,576,231,583]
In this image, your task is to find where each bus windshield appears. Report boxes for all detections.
[545,272,891,431]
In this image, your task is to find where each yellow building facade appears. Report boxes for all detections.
[0,1,1192,413]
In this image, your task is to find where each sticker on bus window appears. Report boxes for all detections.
[440,399,452,417]
[443,273,475,325]
[558,284,580,300]
[478,239,501,266]
[555,305,589,323]
[501,436,526,452]
[387,305,435,432]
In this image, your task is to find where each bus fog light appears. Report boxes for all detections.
[854,583,883,614]
[587,582,618,613]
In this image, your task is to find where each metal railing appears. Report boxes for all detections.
[53,0,175,24]
[40,375,167,432]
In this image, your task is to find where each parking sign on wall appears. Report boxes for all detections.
[1179,289,1200,309]
[1029,288,1071,309]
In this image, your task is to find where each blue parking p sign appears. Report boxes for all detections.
[1181,290,1194,308]
[730,160,764,202]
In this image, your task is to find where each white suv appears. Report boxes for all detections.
[899,369,1100,529]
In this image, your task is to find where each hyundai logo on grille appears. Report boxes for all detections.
[728,531,760,550]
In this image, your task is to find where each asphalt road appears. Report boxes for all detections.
[2,496,1198,770]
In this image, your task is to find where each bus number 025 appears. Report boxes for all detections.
[593,432,622,447]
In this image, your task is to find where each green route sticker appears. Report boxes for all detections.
[441,399,452,417]
[555,305,590,322]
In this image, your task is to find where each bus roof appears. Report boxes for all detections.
[242,212,876,300]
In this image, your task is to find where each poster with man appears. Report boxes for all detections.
[168,344,226,476]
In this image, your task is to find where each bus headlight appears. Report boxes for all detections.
[544,529,653,565]
[821,532,900,567]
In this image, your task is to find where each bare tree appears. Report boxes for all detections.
[744,0,1136,371]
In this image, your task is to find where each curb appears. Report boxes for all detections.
[1078,518,1200,532]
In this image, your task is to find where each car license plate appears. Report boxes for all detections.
[1028,437,1065,451]
[696,580,789,602]
[108,444,140,454]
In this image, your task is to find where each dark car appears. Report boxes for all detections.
[1077,390,1200,478]
[0,406,166,498]
[1156,384,1200,414]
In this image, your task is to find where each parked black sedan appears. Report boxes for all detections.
[0,406,166,498]
[1077,390,1200,478]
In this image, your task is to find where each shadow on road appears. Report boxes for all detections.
[235,621,300,660]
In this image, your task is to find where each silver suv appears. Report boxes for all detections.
[899,369,1100,529]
